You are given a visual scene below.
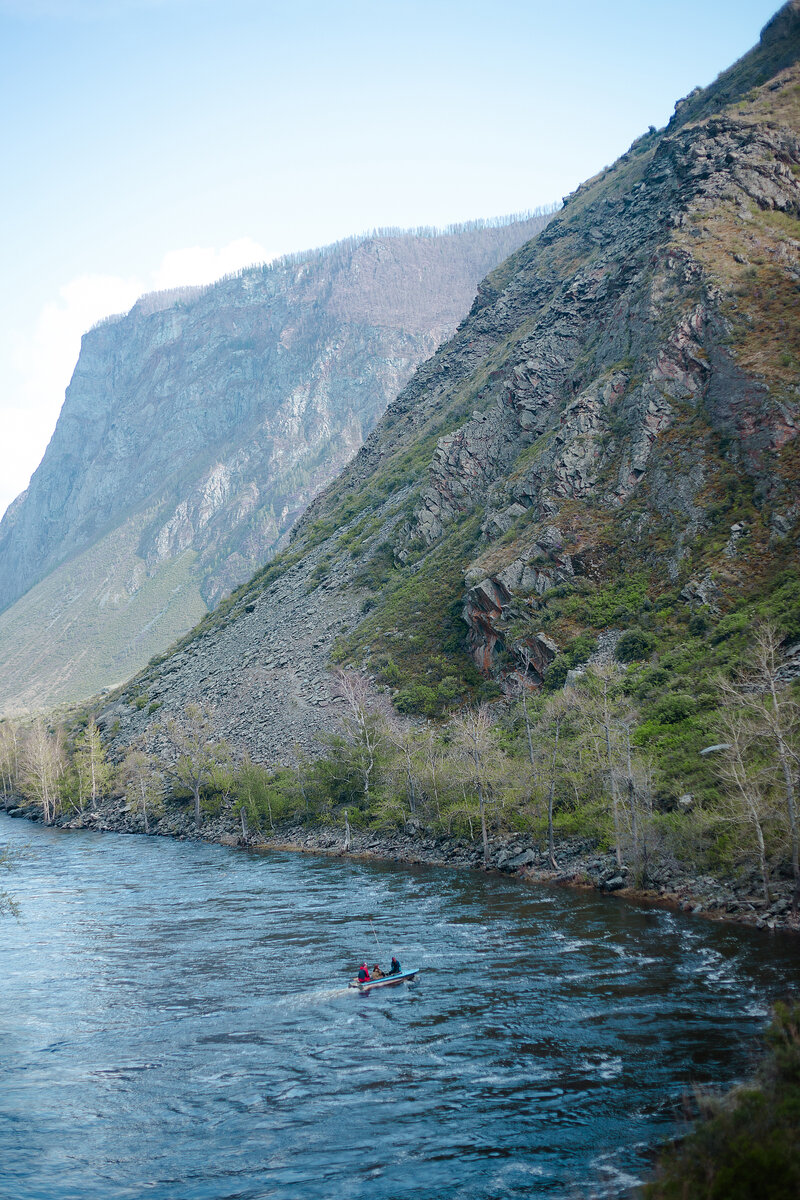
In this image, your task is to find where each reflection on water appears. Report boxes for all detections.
[1,815,799,1199]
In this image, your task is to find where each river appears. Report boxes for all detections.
[1,814,799,1200]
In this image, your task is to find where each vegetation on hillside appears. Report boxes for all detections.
[3,620,799,913]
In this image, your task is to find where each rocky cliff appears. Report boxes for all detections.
[102,3,799,795]
[0,215,551,714]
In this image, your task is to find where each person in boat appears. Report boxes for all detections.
[388,956,401,975]
[371,963,385,978]
[357,963,370,984]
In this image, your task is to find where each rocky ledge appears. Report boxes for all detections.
[3,795,798,935]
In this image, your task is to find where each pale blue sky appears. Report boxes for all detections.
[0,0,782,518]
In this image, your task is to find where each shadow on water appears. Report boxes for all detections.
[1,814,799,1200]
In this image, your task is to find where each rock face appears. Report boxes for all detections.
[100,3,800,763]
[0,216,551,713]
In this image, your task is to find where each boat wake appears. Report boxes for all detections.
[275,986,353,1007]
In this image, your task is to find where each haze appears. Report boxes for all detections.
[0,0,779,519]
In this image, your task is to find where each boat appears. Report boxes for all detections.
[348,968,419,993]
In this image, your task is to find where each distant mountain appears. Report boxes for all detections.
[0,214,551,714]
[102,0,800,803]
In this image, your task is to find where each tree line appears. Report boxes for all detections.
[1,625,797,908]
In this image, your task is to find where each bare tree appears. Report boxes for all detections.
[516,647,539,791]
[576,665,628,868]
[717,701,776,904]
[0,721,20,801]
[419,727,445,821]
[0,843,19,919]
[752,626,799,906]
[120,746,163,834]
[385,724,423,818]
[539,691,575,871]
[21,720,65,824]
[74,715,110,811]
[333,670,389,804]
[451,705,501,868]
[162,703,229,831]
[717,624,800,909]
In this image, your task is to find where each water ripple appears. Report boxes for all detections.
[2,815,799,1199]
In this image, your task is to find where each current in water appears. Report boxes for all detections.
[2,814,799,1199]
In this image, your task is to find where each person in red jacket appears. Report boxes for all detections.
[357,963,370,983]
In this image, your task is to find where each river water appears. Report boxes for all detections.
[1,815,799,1200]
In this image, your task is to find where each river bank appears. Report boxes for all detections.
[2,792,798,935]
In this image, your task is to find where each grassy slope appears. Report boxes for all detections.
[0,512,207,715]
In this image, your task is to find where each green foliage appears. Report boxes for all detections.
[542,632,597,692]
[234,759,300,831]
[615,628,657,663]
[757,573,800,643]
[338,513,484,714]
[353,541,396,592]
[394,683,438,717]
[644,1003,800,1200]
[303,735,369,811]
[653,693,698,724]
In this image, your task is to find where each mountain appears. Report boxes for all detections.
[99,0,800,797]
[0,214,551,714]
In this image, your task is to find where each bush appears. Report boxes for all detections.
[394,684,438,717]
[616,628,657,662]
[542,633,597,692]
[645,1003,800,1200]
[542,659,571,692]
[653,693,698,724]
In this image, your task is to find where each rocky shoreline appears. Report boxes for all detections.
[3,794,798,935]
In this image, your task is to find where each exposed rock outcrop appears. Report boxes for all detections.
[0,216,552,714]
[99,5,799,760]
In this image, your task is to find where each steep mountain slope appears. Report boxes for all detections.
[103,3,800,792]
[0,215,551,714]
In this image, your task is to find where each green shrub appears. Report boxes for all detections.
[542,659,571,692]
[542,632,597,691]
[653,693,698,724]
[616,628,657,662]
[645,1003,800,1200]
[394,684,438,717]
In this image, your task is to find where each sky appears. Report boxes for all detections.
[0,0,783,520]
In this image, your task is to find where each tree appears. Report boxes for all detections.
[575,665,630,869]
[748,626,799,908]
[515,647,540,793]
[120,746,163,833]
[75,719,111,809]
[21,720,65,824]
[717,699,776,905]
[539,691,576,871]
[451,705,506,867]
[333,670,389,805]
[386,724,423,819]
[162,704,229,831]
[0,720,20,800]
[716,624,800,908]
[0,842,19,919]
[418,727,446,822]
